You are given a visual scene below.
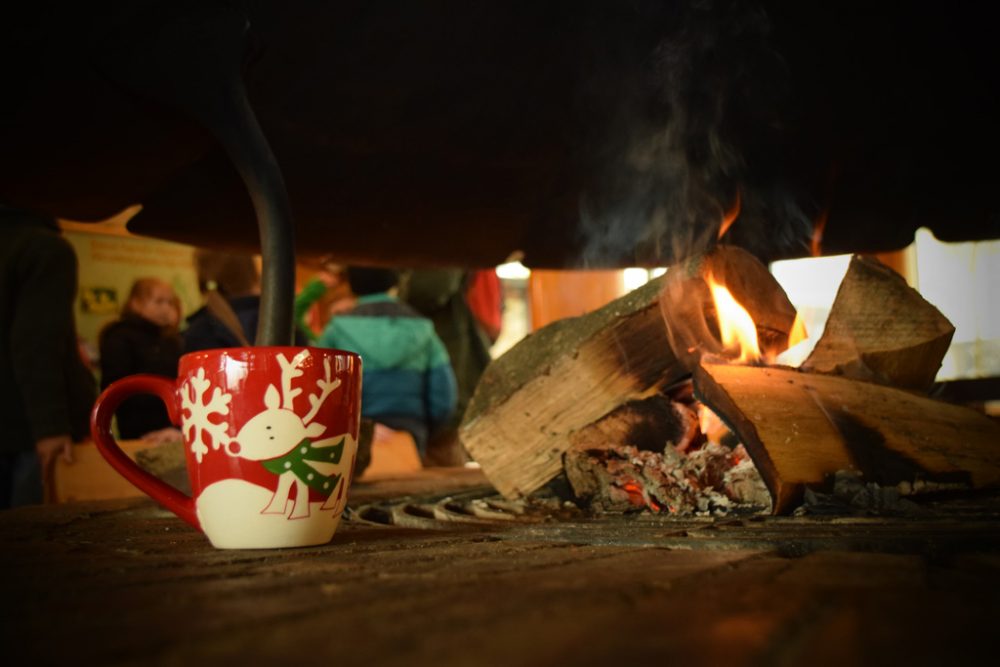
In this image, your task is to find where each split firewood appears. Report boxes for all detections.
[461,276,686,499]
[694,361,1000,514]
[802,255,954,392]
[659,245,798,370]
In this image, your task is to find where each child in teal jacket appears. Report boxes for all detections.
[316,267,457,454]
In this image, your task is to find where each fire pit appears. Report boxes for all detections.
[463,246,1000,518]
[350,478,1000,554]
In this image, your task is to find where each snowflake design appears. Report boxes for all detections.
[180,368,233,463]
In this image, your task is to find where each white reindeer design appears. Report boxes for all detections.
[225,351,342,519]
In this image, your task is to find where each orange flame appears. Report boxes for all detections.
[810,210,828,257]
[717,190,742,241]
[775,312,812,367]
[698,404,730,445]
[706,272,760,363]
[788,312,808,348]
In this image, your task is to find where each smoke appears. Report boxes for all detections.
[576,0,814,267]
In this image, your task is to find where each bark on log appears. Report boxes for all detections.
[694,362,1000,514]
[802,255,954,391]
[659,245,798,370]
[461,276,685,499]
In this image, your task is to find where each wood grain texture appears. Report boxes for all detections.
[803,255,954,391]
[694,362,1000,514]
[5,486,1000,666]
[461,276,685,498]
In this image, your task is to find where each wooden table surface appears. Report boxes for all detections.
[4,469,1000,665]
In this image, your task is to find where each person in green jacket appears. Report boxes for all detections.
[316,267,457,455]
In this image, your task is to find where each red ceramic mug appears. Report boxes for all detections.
[91,347,362,549]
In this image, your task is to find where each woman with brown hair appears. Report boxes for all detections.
[183,249,307,351]
[98,277,183,441]
[182,250,261,350]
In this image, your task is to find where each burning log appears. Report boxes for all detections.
[656,245,994,515]
[801,255,954,391]
[659,245,798,370]
[461,276,686,499]
[694,361,1000,514]
[467,241,987,517]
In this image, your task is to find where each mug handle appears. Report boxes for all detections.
[90,375,199,529]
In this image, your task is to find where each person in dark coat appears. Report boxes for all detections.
[0,206,97,507]
[98,278,183,441]
[183,250,264,351]
[183,249,307,351]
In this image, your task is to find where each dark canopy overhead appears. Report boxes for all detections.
[3,1,999,267]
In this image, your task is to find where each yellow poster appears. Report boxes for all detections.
[63,231,201,349]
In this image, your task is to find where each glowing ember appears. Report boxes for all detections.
[621,481,647,508]
[706,272,761,363]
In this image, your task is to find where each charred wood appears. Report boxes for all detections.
[567,394,699,455]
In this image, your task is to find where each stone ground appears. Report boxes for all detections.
[3,469,999,665]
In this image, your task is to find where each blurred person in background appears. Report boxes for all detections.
[184,249,307,351]
[183,249,260,350]
[317,267,457,459]
[402,269,494,466]
[294,255,355,344]
[0,206,97,507]
[465,268,503,345]
[98,277,183,442]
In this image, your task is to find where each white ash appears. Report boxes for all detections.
[563,393,772,516]
[564,441,771,516]
[722,454,772,507]
[684,443,771,515]
[901,478,971,496]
